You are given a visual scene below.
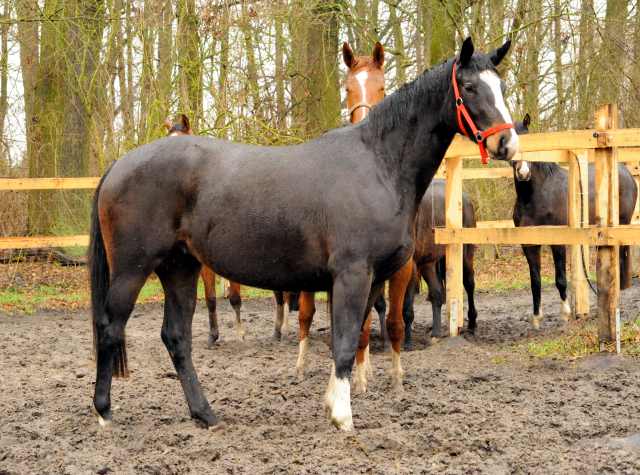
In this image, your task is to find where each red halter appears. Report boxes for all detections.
[452,62,515,164]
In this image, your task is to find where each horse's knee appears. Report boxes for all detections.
[161,327,189,357]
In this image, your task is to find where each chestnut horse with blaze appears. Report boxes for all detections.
[164,115,246,345]
[90,38,517,431]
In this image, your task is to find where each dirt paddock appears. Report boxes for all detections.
[1,281,640,474]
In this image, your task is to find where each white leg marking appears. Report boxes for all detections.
[532,309,544,330]
[296,337,310,377]
[478,71,519,156]
[275,303,284,337]
[353,359,368,394]
[389,349,403,387]
[364,344,373,378]
[561,299,571,323]
[92,404,111,427]
[282,303,290,338]
[324,363,354,431]
[323,363,337,413]
[235,308,246,341]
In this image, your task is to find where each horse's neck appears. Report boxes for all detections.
[365,61,456,209]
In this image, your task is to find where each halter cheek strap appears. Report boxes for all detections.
[452,62,515,164]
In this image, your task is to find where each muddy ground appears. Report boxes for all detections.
[1,280,640,475]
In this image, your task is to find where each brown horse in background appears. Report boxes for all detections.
[165,115,246,345]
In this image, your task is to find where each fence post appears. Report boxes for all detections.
[594,104,620,352]
[445,155,463,337]
[569,149,590,317]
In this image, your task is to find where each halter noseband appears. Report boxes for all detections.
[348,102,373,116]
[452,62,515,164]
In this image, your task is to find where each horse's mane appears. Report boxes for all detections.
[367,53,499,138]
[532,161,562,177]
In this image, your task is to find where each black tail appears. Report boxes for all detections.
[620,245,631,290]
[89,166,128,378]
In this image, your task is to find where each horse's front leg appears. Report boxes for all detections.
[353,284,384,394]
[550,245,570,323]
[523,245,543,329]
[228,281,245,341]
[324,261,373,432]
[296,291,316,378]
[386,260,412,391]
[200,266,219,347]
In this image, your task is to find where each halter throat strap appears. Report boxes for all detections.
[349,101,373,115]
[451,62,515,164]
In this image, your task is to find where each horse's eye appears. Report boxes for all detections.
[464,84,473,93]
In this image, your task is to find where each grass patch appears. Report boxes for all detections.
[509,316,640,359]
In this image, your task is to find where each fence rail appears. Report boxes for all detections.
[437,104,640,353]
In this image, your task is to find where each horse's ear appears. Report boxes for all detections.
[164,118,172,131]
[372,42,384,70]
[181,114,191,132]
[523,113,531,130]
[488,40,511,67]
[459,37,474,66]
[343,42,355,68]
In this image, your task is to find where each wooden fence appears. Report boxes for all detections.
[2,104,640,352]
[436,104,640,352]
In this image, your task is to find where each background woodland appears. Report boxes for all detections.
[0,0,637,238]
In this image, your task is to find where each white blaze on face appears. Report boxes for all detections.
[517,161,530,181]
[354,70,370,121]
[478,71,519,157]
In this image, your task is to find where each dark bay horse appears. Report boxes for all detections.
[293,41,408,394]
[90,38,518,432]
[399,180,478,349]
[165,115,246,344]
[511,115,637,329]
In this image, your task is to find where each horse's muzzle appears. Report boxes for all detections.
[487,128,519,161]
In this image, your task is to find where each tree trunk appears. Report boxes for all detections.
[389,2,406,84]
[553,0,564,130]
[430,0,456,65]
[177,0,200,124]
[305,0,341,137]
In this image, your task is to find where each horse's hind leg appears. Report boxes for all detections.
[200,266,219,347]
[273,291,284,340]
[353,309,373,394]
[93,271,149,426]
[373,286,389,350]
[402,262,419,351]
[228,281,245,341]
[422,262,444,340]
[155,248,221,428]
[296,291,316,378]
[523,245,543,329]
[463,244,478,333]
[386,260,412,392]
[550,245,570,323]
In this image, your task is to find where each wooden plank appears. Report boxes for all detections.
[617,149,640,163]
[594,104,620,346]
[445,155,463,335]
[435,168,513,180]
[434,226,640,246]
[0,177,101,190]
[569,149,590,316]
[0,235,90,249]
[476,220,515,229]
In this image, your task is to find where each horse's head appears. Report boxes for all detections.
[452,37,518,161]
[343,42,385,124]
[510,113,531,181]
[165,114,195,137]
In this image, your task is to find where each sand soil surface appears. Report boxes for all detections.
[1,281,640,474]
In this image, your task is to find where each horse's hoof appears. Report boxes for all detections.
[207,420,228,432]
[532,312,543,330]
[92,404,112,427]
[206,338,219,349]
[272,331,282,341]
[403,341,414,352]
[430,337,441,345]
[390,379,404,394]
[297,370,309,381]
